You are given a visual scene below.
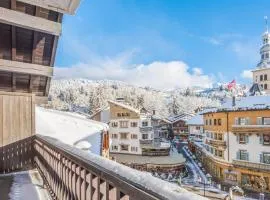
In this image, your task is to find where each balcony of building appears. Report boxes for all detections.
[139,126,153,132]
[139,139,153,145]
[0,134,204,200]
[207,139,227,148]
[232,159,270,172]
[232,124,270,134]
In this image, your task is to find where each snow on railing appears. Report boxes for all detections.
[34,134,207,200]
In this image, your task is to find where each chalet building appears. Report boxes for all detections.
[252,23,270,94]
[89,106,110,123]
[187,114,204,142]
[190,96,270,193]
[168,113,194,141]
[108,100,170,156]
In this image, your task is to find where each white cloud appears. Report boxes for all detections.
[55,55,213,90]
[241,70,253,79]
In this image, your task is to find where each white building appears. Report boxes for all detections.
[252,23,270,94]
[108,100,155,155]
[187,114,204,142]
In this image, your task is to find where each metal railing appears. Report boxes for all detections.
[232,159,270,171]
[139,127,153,132]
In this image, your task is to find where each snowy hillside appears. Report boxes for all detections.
[47,79,221,117]
[46,78,251,117]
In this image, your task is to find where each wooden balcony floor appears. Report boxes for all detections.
[0,170,50,200]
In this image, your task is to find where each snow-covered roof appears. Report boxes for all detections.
[36,107,108,155]
[89,106,110,118]
[108,100,140,114]
[167,113,195,123]
[187,114,204,125]
[204,96,270,113]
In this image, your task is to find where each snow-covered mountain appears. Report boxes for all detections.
[47,79,247,117]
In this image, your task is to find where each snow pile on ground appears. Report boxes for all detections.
[36,106,108,155]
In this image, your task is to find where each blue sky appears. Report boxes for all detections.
[55,0,269,89]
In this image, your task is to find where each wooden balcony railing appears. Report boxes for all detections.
[33,135,201,200]
[139,139,153,145]
[232,159,270,172]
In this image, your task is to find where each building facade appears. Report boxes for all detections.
[190,96,270,193]
[187,114,204,142]
[108,100,171,156]
[252,27,270,94]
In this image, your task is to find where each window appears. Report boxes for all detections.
[238,134,248,144]
[196,126,201,130]
[205,119,208,126]
[266,53,269,59]
[130,122,138,127]
[260,75,264,81]
[209,119,212,126]
[264,74,268,81]
[131,134,138,139]
[111,145,118,151]
[117,113,121,117]
[218,119,222,126]
[214,133,217,140]
[120,121,128,128]
[120,133,128,139]
[257,117,270,125]
[111,133,118,139]
[264,84,268,90]
[218,150,223,158]
[235,117,250,125]
[131,147,138,152]
[142,134,148,140]
[218,134,223,140]
[262,54,265,59]
[111,122,118,127]
[120,145,129,151]
[214,119,217,126]
[261,153,270,164]
[142,121,148,127]
[261,134,270,145]
[237,150,249,161]
[121,113,130,117]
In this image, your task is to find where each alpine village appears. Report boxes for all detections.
[0,0,269,200]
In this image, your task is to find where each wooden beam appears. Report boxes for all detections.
[0,7,62,36]
[44,77,51,96]
[29,75,33,93]
[0,59,54,77]
[50,36,59,67]
[17,0,81,15]
[11,26,16,61]
[12,73,16,92]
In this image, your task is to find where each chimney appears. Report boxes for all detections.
[232,96,236,107]
[152,110,156,115]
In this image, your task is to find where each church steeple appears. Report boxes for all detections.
[257,16,270,69]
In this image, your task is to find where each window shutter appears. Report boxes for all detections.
[260,154,263,163]
[246,117,250,125]
[235,118,239,125]
[237,151,240,160]
[236,135,239,143]
[246,135,249,143]
[257,117,262,125]
[260,135,263,144]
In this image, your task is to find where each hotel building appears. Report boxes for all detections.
[190,96,270,193]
